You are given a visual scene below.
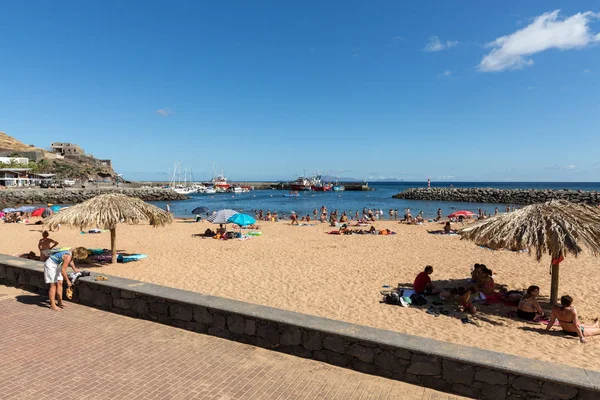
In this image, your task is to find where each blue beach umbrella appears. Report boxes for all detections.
[15,206,36,213]
[2,208,16,213]
[50,205,62,212]
[227,213,256,227]
[191,207,209,215]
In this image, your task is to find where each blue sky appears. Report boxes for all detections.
[1,1,600,182]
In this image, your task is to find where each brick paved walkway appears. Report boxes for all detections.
[0,285,467,400]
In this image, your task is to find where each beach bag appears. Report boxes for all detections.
[410,293,427,306]
[384,292,401,305]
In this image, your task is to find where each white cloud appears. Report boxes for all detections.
[564,165,577,170]
[437,70,452,78]
[392,35,405,41]
[423,36,458,52]
[156,108,173,117]
[479,10,600,72]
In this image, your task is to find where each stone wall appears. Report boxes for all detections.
[393,188,600,205]
[1,256,598,400]
[0,188,187,206]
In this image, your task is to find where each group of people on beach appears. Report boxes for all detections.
[411,264,600,343]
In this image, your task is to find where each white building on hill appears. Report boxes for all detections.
[0,157,28,165]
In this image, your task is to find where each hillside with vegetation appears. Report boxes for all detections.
[0,131,117,180]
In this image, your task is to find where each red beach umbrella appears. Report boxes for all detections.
[31,208,45,217]
[448,210,474,218]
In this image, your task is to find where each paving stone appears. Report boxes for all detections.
[512,376,541,392]
[280,326,302,346]
[406,354,441,376]
[227,315,245,335]
[475,369,509,386]
[443,360,475,385]
[347,343,374,363]
[322,336,346,353]
[541,382,578,399]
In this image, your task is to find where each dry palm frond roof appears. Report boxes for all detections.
[459,200,600,260]
[44,193,173,230]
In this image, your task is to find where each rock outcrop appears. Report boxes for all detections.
[0,188,187,207]
[392,188,600,205]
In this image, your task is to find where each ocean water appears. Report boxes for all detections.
[151,182,600,219]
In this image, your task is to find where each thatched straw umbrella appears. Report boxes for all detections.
[459,200,600,305]
[44,193,173,264]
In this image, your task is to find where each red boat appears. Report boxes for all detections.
[291,177,312,191]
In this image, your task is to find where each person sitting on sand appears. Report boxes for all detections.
[477,267,496,297]
[457,286,477,315]
[368,225,376,234]
[546,295,600,343]
[443,222,452,234]
[216,224,226,238]
[413,265,441,295]
[340,212,348,223]
[517,285,544,321]
[470,263,483,283]
[38,231,58,262]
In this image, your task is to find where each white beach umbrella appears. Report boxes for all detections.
[207,209,239,224]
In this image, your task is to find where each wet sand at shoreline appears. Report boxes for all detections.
[2,218,599,371]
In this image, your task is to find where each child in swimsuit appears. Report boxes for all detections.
[38,231,58,262]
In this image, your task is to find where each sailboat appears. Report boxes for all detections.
[170,162,197,194]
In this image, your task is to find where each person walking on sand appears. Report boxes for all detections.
[44,247,87,311]
[166,203,171,213]
[38,231,58,262]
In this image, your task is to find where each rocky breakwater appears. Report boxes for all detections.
[393,188,600,206]
[0,188,187,207]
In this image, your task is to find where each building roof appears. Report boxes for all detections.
[33,173,56,177]
[0,168,32,172]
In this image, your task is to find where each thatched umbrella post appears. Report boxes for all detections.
[44,193,173,264]
[551,262,559,305]
[459,200,600,305]
[110,227,117,264]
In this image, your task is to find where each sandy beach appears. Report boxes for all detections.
[2,218,599,371]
